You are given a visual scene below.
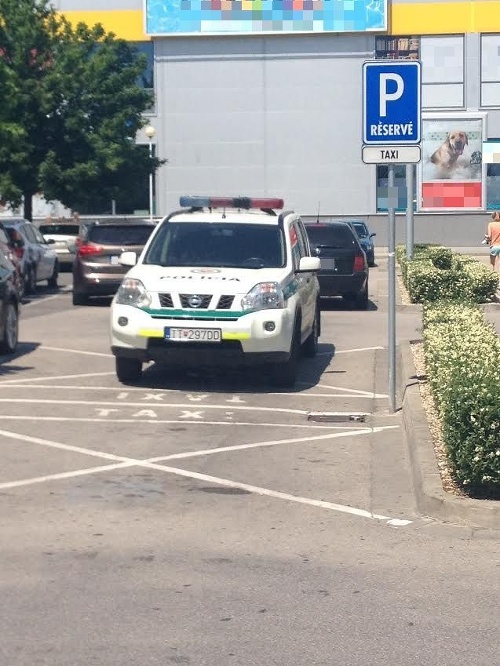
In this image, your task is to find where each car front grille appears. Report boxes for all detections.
[158,293,236,310]
[179,294,212,309]
[158,293,174,307]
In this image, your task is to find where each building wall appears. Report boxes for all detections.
[56,2,500,238]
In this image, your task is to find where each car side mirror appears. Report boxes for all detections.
[298,256,321,272]
[119,251,137,267]
[46,238,55,244]
[370,233,376,238]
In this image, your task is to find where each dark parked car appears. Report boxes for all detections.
[348,219,376,267]
[72,219,157,305]
[0,248,20,354]
[304,220,369,309]
[0,222,24,299]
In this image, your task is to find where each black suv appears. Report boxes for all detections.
[304,221,369,309]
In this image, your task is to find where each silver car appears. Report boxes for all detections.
[1,218,59,293]
[38,221,80,268]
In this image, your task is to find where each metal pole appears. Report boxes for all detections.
[148,141,154,222]
[388,164,397,413]
[405,163,414,260]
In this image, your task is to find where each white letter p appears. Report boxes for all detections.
[379,73,404,117]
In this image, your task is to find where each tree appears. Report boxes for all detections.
[0,0,160,220]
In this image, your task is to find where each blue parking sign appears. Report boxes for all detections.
[363,61,421,145]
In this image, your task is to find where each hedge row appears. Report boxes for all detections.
[396,244,499,304]
[397,245,500,497]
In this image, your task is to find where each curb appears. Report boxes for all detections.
[399,341,500,530]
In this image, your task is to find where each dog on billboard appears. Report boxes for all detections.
[430,130,470,178]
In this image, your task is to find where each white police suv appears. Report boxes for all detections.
[110,196,321,386]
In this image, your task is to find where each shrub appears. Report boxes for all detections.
[422,301,500,496]
[398,244,499,304]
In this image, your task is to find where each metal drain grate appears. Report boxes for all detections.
[307,412,367,423]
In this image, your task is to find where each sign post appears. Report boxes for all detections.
[362,60,421,412]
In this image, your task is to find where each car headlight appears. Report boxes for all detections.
[241,282,284,311]
[115,278,152,308]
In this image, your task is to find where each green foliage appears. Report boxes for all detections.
[422,302,500,496]
[397,244,499,304]
[0,0,158,218]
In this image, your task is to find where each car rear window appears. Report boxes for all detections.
[87,225,155,246]
[39,224,80,235]
[305,224,356,249]
[351,222,369,237]
[144,222,285,269]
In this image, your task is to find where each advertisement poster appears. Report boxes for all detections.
[419,115,485,211]
[144,0,387,36]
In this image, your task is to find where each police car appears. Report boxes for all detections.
[110,196,321,386]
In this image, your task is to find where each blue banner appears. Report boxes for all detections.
[145,0,387,36]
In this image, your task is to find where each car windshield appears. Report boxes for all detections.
[351,222,369,238]
[87,225,154,246]
[39,224,80,236]
[143,222,286,269]
[306,225,356,249]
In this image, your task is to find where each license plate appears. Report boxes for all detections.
[165,327,221,342]
[320,258,335,270]
[109,255,120,265]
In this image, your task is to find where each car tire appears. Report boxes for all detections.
[25,265,36,294]
[47,261,59,288]
[302,305,320,358]
[368,253,375,267]
[271,319,301,388]
[355,284,369,310]
[116,357,143,384]
[72,291,89,306]
[0,301,19,354]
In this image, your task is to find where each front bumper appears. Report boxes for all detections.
[110,304,295,366]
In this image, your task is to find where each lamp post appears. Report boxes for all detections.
[145,124,156,222]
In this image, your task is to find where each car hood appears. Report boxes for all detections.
[126,264,288,295]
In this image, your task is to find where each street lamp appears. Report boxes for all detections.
[145,124,156,222]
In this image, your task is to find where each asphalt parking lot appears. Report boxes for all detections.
[2,264,499,666]
[1,264,422,526]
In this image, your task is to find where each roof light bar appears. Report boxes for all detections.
[179,196,284,210]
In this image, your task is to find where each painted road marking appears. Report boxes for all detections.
[0,415,398,430]
[0,427,410,526]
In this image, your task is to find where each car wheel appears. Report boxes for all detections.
[355,284,369,310]
[25,265,37,294]
[368,253,375,267]
[271,319,301,388]
[72,291,89,306]
[302,305,320,358]
[0,301,19,354]
[116,357,143,384]
[47,261,59,288]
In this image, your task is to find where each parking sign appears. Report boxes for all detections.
[363,61,421,145]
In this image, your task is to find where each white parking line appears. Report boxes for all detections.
[0,415,369,429]
[0,372,115,385]
[41,346,114,358]
[0,427,409,525]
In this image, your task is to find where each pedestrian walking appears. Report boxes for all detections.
[486,211,500,273]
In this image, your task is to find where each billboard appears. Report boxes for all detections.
[144,0,387,36]
[419,113,487,211]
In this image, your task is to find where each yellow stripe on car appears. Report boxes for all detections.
[222,332,251,341]
[138,329,163,338]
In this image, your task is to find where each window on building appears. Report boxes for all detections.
[420,35,465,108]
[376,165,416,212]
[131,41,155,114]
[375,36,420,60]
[480,34,500,107]
[487,163,500,210]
